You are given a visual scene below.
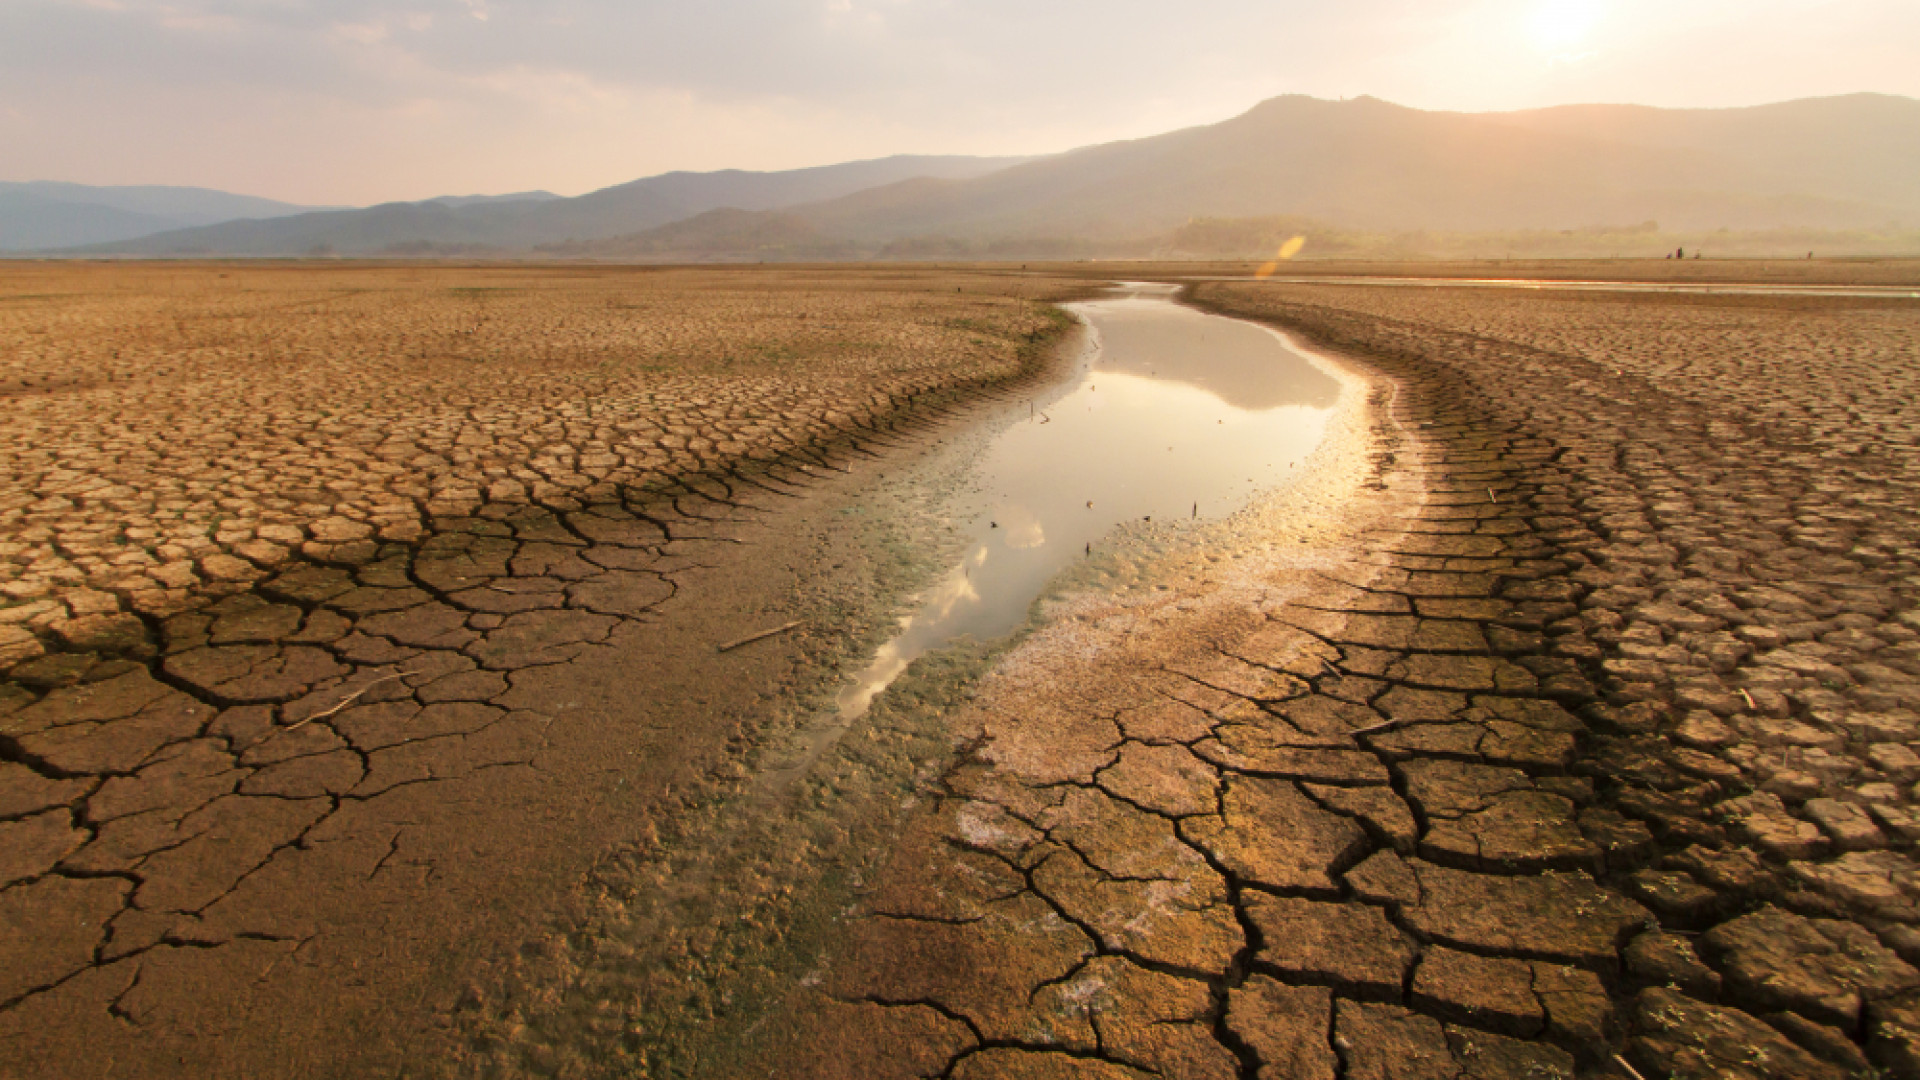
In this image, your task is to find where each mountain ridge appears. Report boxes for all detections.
[37,93,1920,258]
[77,154,1036,256]
[0,182,333,250]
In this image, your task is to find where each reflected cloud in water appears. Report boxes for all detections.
[836,286,1340,719]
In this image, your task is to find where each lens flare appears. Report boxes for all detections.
[1254,235,1307,279]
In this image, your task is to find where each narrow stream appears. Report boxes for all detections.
[835,283,1341,719]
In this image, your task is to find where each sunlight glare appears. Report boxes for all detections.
[1528,0,1601,54]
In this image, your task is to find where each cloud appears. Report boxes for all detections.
[0,0,1915,203]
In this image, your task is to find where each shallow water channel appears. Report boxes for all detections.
[835,283,1341,717]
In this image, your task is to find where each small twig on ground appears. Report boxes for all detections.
[1487,487,1498,503]
[1739,688,1757,711]
[718,620,804,653]
[285,671,414,732]
[1351,717,1403,736]
[1612,1054,1649,1080]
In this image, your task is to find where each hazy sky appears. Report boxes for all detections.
[3,0,1915,205]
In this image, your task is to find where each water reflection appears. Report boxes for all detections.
[1088,297,1339,410]
[836,288,1340,719]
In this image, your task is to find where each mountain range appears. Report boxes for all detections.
[17,92,1920,259]
[0,182,335,251]
[76,155,1033,257]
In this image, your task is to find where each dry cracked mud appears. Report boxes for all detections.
[0,262,1093,1076]
[647,272,1920,1080]
[8,261,1920,1080]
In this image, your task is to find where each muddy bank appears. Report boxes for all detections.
[551,275,1920,1080]
[452,292,1386,1077]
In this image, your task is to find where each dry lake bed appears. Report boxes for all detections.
[3,259,1920,1079]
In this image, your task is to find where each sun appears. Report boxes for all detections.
[1527,0,1601,54]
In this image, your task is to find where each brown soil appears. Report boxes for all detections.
[8,259,1920,1079]
[0,263,1097,1077]
[667,274,1920,1079]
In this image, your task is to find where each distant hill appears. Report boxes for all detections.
[1482,94,1920,219]
[763,93,1920,253]
[41,94,1920,259]
[425,192,562,209]
[0,182,330,250]
[541,209,858,262]
[84,155,1035,256]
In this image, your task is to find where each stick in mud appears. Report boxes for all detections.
[283,671,415,733]
[717,620,804,653]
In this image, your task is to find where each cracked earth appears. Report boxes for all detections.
[6,262,1920,1079]
[0,263,1088,1076]
[683,276,1920,1080]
